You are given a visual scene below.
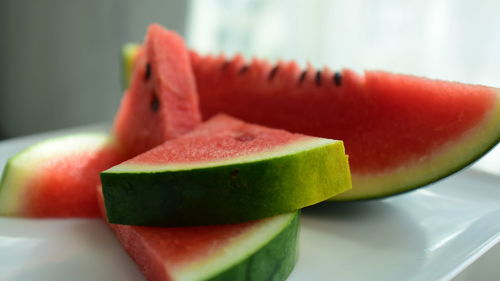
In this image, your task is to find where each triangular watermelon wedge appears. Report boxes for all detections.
[191,56,500,200]
[114,24,201,158]
[124,46,499,200]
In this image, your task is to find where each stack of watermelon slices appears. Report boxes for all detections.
[0,22,499,281]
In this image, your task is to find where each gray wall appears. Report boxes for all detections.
[0,0,188,139]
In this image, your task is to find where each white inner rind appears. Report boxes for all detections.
[0,133,110,214]
[106,138,339,173]
[334,93,500,200]
[173,212,296,281]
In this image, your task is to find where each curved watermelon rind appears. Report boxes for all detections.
[102,139,350,226]
[0,133,113,216]
[332,95,500,201]
[177,211,299,281]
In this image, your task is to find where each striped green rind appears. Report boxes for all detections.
[0,133,111,215]
[101,140,350,226]
[176,211,299,281]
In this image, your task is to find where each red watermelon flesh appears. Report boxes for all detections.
[189,52,500,199]
[126,113,311,165]
[0,134,127,217]
[114,24,201,158]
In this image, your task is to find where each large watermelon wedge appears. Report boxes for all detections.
[114,24,201,158]
[124,45,499,200]
[102,114,350,226]
[190,55,500,200]
[0,133,126,217]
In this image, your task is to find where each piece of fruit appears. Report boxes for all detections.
[192,55,500,200]
[0,133,126,217]
[114,24,201,158]
[125,47,499,200]
[101,114,351,226]
[98,187,299,281]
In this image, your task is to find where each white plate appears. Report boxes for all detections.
[0,128,499,281]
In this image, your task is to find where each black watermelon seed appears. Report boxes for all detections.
[221,60,230,70]
[298,70,307,84]
[145,63,151,80]
[333,72,342,86]
[268,65,279,81]
[239,65,249,74]
[150,94,160,112]
[315,70,322,86]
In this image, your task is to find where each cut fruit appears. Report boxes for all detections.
[0,133,126,217]
[190,54,500,200]
[101,114,351,226]
[99,186,299,281]
[124,46,500,200]
[108,212,299,281]
[114,24,201,158]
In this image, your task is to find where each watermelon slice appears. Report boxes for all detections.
[114,24,201,158]
[106,211,299,281]
[0,133,126,217]
[122,46,500,199]
[101,114,351,226]
[189,56,500,200]
[98,184,299,281]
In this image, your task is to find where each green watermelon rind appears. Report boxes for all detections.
[121,43,140,91]
[176,211,300,281]
[0,133,111,215]
[332,97,500,200]
[101,139,351,226]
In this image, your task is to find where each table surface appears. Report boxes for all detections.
[0,125,499,281]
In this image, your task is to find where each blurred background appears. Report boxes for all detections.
[1,0,500,139]
[0,1,499,279]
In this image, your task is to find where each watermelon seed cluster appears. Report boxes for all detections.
[222,56,344,87]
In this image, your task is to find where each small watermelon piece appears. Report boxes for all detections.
[188,53,500,200]
[114,24,201,158]
[0,133,126,217]
[99,185,299,281]
[101,114,351,226]
[108,212,299,281]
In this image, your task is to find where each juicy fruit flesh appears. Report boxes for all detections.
[352,71,497,173]
[0,134,126,217]
[191,53,499,174]
[113,24,201,158]
[26,145,123,216]
[335,96,500,200]
[118,114,328,169]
